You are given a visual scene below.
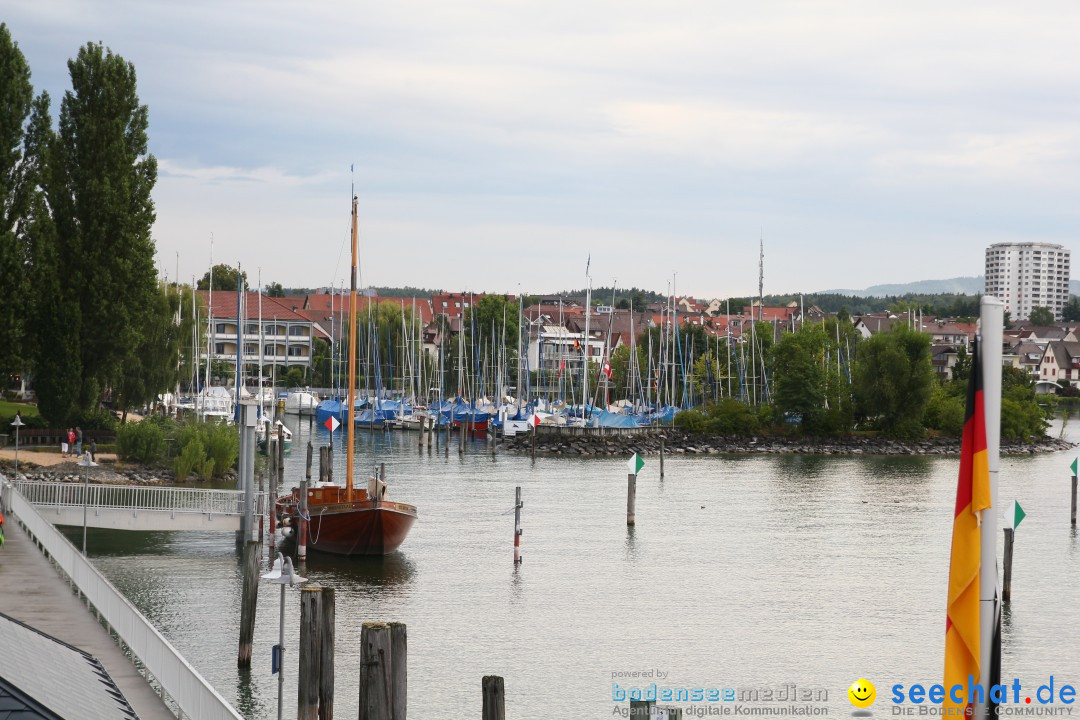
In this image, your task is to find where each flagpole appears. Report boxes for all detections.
[978,295,1004,719]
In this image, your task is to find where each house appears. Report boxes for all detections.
[1037,340,1080,391]
[197,290,315,380]
[927,321,976,348]
[930,344,961,382]
[1014,342,1045,378]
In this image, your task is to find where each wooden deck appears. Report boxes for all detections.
[0,519,176,720]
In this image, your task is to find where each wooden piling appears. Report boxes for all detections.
[459,421,466,455]
[445,419,450,457]
[481,676,505,720]
[426,417,432,448]
[627,473,636,526]
[268,438,277,539]
[298,587,323,720]
[319,588,335,720]
[530,425,536,461]
[358,622,392,720]
[1072,475,1077,527]
[659,437,665,479]
[277,426,285,474]
[513,486,522,564]
[237,539,260,668]
[1002,528,1014,602]
[390,622,407,720]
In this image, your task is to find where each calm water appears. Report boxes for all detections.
[82,418,1080,718]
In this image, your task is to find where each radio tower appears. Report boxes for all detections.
[757,234,764,321]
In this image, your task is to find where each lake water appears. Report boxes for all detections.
[81,417,1080,718]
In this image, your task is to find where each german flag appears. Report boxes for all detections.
[944,339,992,717]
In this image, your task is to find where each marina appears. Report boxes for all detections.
[15,414,1075,718]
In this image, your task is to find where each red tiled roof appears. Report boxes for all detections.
[197,291,309,323]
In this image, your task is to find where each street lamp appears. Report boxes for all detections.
[262,552,306,720]
[10,414,23,494]
[80,451,94,554]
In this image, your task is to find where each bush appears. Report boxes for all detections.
[704,399,760,436]
[116,421,166,464]
[72,407,118,432]
[175,420,238,479]
[674,409,708,433]
[174,436,207,481]
[204,421,239,477]
[923,388,965,436]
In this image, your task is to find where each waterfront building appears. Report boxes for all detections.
[984,242,1071,321]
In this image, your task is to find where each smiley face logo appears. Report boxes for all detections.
[848,678,876,708]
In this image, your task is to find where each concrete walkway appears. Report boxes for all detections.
[0,518,175,719]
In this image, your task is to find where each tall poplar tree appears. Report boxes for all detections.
[52,42,157,409]
[0,24,34,380]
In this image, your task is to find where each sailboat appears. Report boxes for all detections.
[274,191,417,556]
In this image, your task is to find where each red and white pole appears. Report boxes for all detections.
[513,486,523,564]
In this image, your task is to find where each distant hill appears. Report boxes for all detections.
[821,276,1080,297]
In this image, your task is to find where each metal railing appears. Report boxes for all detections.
[15,481,267,518]
[0,477,244,720]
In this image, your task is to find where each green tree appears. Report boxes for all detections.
[771,325,827,432]
[852,325,935,439]
[25,91,82,424]
[51,42,158,411]
[1061,297,1080,323]
[197,263,247,292]
[265,281,285,298]
[1027,306,1055,326]
[116,283,199,421]
[0,24,34,380]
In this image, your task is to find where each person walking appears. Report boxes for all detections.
[63,427,73,457]
[75,426,83,457]
[89,439,97,463]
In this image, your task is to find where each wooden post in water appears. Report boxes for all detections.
[459,420,466,455]
[426,417,432,449]
[530,423,536,461]
[659,437,665,479]
[358,622,392,720]
[445,417,450,457]
[513,486,523,564]
[298,587,323,720]
[237,539,260,668]
[268,438,277,544]
[300,442,313,560]
[390,622,407,720]
[481,676,505,720]
[1072,474,1077,527]
[627,473,636,526]
[319,587,335,720]
[1002,528,1014,602]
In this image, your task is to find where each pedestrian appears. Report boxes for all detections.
[67,428,76,458]
[62,427,71,457]
[75,426,83,457]
[89,439,97,463]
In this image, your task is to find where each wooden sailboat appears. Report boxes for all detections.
[275,191,417,556]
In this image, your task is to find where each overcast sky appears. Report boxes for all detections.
[6,1,1079,298]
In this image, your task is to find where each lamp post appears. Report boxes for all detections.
[80,451,93,554]
[262,552,306,720]
[10,415,23,483]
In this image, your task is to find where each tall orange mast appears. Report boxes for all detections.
[346,193,358,500]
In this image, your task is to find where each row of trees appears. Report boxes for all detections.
[0,26,189,426]
[673,322,1048,441]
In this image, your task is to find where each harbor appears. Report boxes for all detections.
[3,413,1073,718]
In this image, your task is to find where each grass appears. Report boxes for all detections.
[0,400,39,418]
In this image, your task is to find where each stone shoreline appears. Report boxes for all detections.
[0,459,228,486]
[502,429,1075,457]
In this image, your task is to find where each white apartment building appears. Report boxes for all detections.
[984,243,1071,321]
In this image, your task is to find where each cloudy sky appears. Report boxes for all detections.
[6,1,1079,297]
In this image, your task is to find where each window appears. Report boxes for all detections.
[289,326,309,337]
[265,346,276,356]
[245,324,259,335]
[215,343,226,354]
[216,323,228,334]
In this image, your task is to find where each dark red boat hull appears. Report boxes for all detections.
[278,489,417,556]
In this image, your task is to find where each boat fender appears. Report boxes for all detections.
[281,527,293,538]
[282,516,292,526]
